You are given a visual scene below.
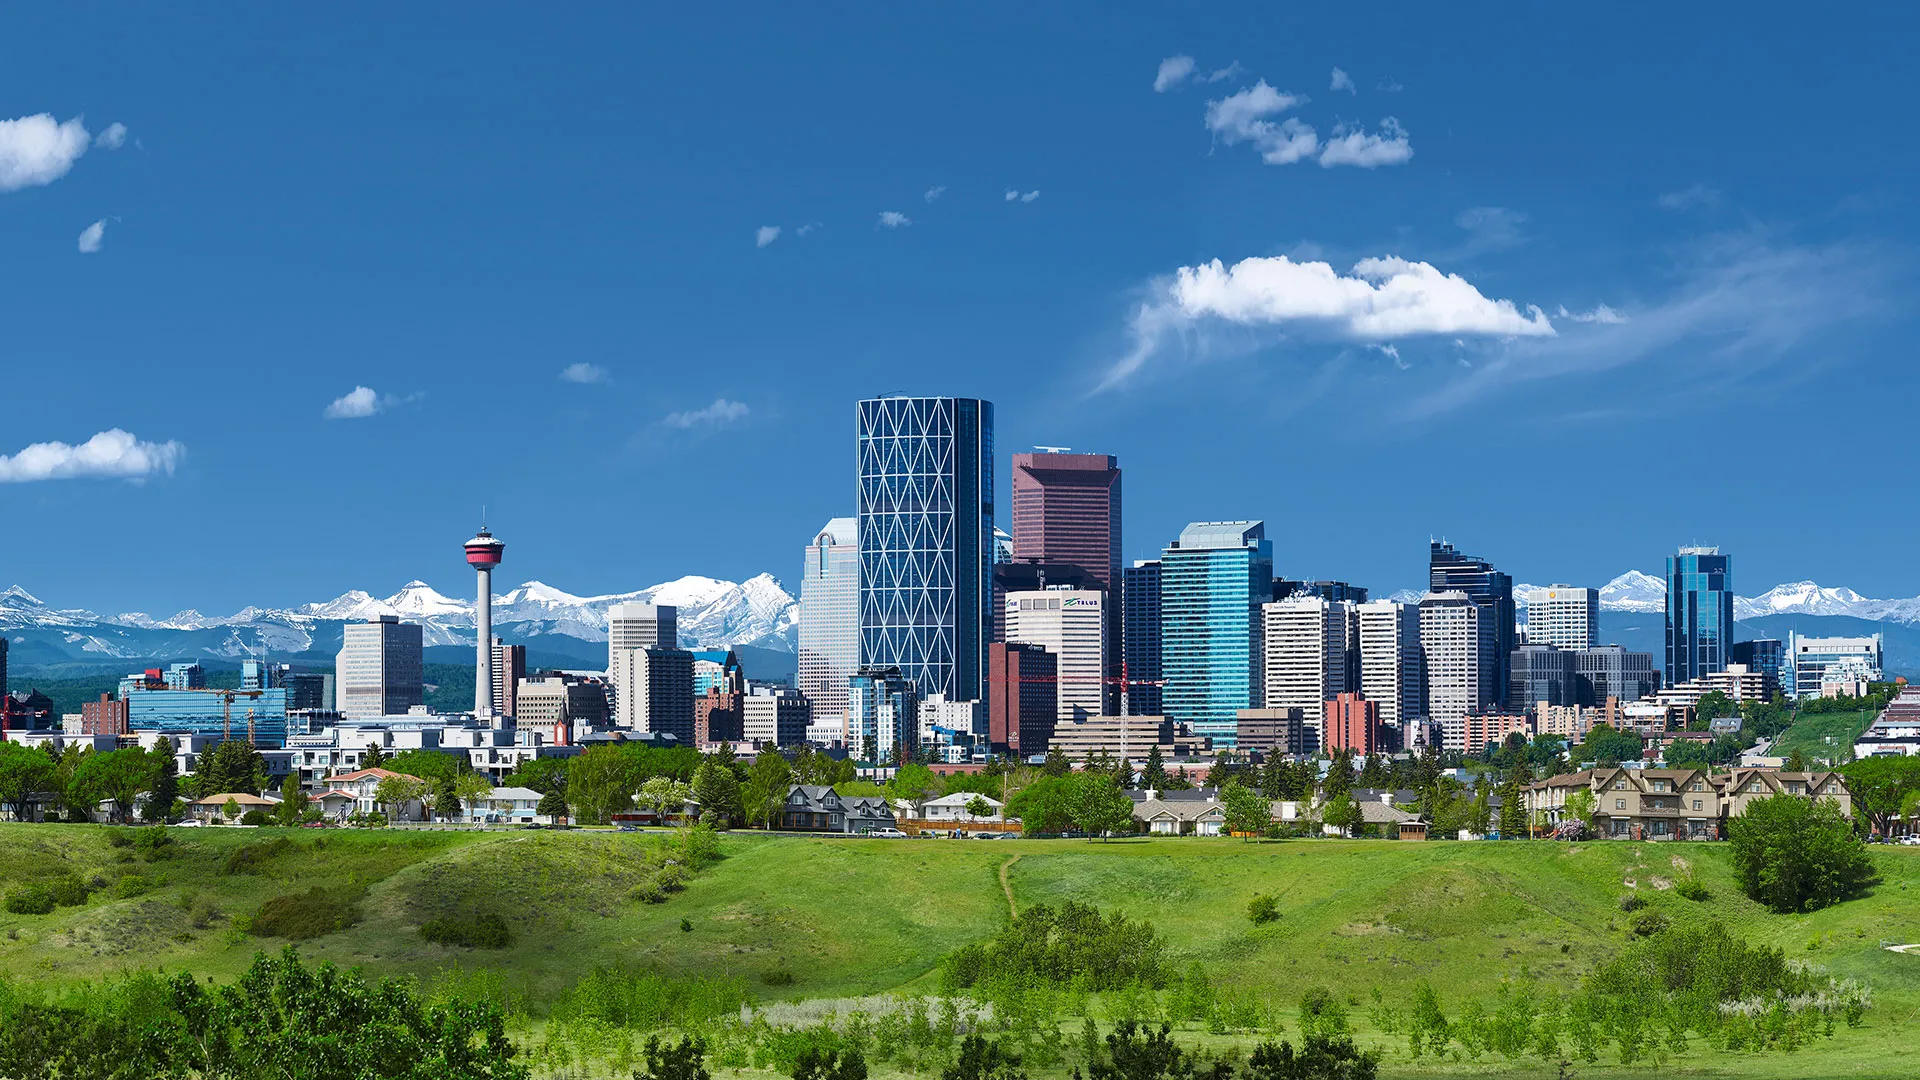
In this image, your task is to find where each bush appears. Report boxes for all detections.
[250,887,362,940]
[940,901,1169,992]
[112,874,153,899]
[1247,1032,1380,1080]
[793,1045,867,1080]
[419,912,513,949]
[223,837,292,875]
[1728,793,1878,913]
[1674,876,1710,902]
[762,967,796,987]
[5,886,56,915]
[1617,893,1645,913]
[1298,985,1351,1038]
[1628,911,1670,937]
[47,876,91,907]
[942,1034,1024,1080]
[1247,894,1280,925]
[638,1033,710,1080]
[240,809,272,827]
[106,829,135,848]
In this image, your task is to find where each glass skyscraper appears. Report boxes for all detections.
[856,396,995,702]
[1160,522,1273,747]
[1122,559,1163,716]
[1429,541,1515,710]
[1666,546,1733,685]
[1011,451,1122,712]
[798,517,860,732]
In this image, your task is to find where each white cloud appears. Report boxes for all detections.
[1330,68,1356,94]
[1153,55,1196,92]
[1369,342,1409,369]
[1319,118,1413,168]
[77,219,105,253]
[1205,81,1319,165]
[1004,189,1040,203]
[1657,183,1722,211]
[1199,63,1241,84]
[924,185,947,203]
[94,122,128,149]
[796,222,821,236]
[1102,253,1552,390]
[755,225,782,248]
[323,386,384,419]
[0,113,91,192]
[877,211,912,229]
[1558,304,1627,324]
[663,398,749,429]
[559,362,610,384]
[0,428,183,483]
[1376,78,1404,92]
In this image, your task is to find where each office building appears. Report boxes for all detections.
[1121,560,1163,716]
[1005,587,1107,724]
[744,687,812,747]
[1261,596,1351,726]
[1574,645,1658,704]
[1788,633,1884,700]
[692,649,745,697]
[856,396,995,702]
[1523,586,1599,649]
[515,674,606,743]
[987,642,1057,755]
[1048,715,1194,760]
[1430,541,1515,709]
[1323,692,1382,756]
[1356,600,1424,727]
[336,616,424,720]
[609,603,676,654]
[1236,707,1308,758]
[848,665,919,761]
[991,559,1101,644]
[1161,521,1274,748]
[694,688,745,745]
[798,518,860,732]
[164,662,206,690]
[81,693,129,736]
[240,659,274,691]
[1419,591,1480,751]
[1729,639,1785,697]
[128,688,291,745]
[610,646,694,742]
[1510,645,1579,707]
[491,639,527,719]
[1011,450,1122,710]
[1666,546,1733,686]
[1272,580,1369,604]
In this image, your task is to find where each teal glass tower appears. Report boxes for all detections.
[1159,521,1274,747]
[1666,546,1733,685]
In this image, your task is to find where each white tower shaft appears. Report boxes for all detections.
[475,566,493,720]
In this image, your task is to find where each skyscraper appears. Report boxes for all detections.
[1261,596,1351,727]
[1430,541,1515,709]
[1419,591,1480,751]
[335,616,424,719]
[799,518,860,730]
[1012,451,1121,710]
[848,665,919,762]
[1510,644,1578,706]
[491,639,527,718]
[987,641,1057,755]
[1161,521,1274,747]
[1523,585,1599,649]
[609,603,692,740]
[1356,599,1424,727]
[1122,560,1163,716]
[857,396,995,701]
[1005,587,1106,724]
[1666,547,1733,685]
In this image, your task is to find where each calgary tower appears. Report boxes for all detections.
[465,525,505,721]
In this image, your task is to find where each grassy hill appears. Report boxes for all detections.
[2,826,1917,1078]
[1770,708,1878,766]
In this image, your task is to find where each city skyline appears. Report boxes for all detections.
[4,7,1916,617]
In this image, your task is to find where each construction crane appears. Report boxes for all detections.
[180,688,266,743]
[984,660,1166,770]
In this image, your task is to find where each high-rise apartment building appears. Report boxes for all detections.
[1324,692,1382,756]
[1729,639,1785,697]
[608,603,691,740]
[609,603,676,655]
[744,687,812,746]
[1788,633,1884,699]
[1261,596,1351,726]
[1418,591,1480,751]
[1356,600,1424,727]
[1122,560,1163,716]
[798,518,859,731]
[1161,522,1274,748]
[1011,451,1121,711]
[857,396,995,702]
[1510,645,1579,707]
[491,638,527,718]
[987,642,1057,755]
[848,665,919,761]
[1430,541,1515,709]
[1005,587,1106,724]
[335,616,424,719]
[1574,645,1658,704]
[1666,547,1733,686]
[1523,585,1599,649]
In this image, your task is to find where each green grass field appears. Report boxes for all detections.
[3,825,1917,1078]
[1770,709,1877,767]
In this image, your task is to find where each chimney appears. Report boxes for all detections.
[1145,788,1158,801]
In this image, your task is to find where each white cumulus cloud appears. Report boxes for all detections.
[0,428,183,483]
[94,122,128,149]
[1004,189,1040,203]
[0,113,91,192]
[924,185,947,203]
[1319,118,1413,168]
[664,398,749,429]
[559,363,610,384]
[1153,55,1197,92]
[77,219,106,253]
[1330,68,1356,94]
[323,386,384,419]
[755,225,781,248]
[877,211,912,229]
[1205,82,1319,165]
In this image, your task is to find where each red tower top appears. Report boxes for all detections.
[465,527,505,569]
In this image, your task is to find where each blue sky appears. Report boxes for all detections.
[2,4,1914,616]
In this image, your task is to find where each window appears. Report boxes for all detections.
[1692,800,1702,811]
[1615,799,1626,810]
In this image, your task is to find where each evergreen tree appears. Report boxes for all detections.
[1143,744,1168,789]
[691,756,742,828]
[1357,752,1389,790]
[1323,748,1356,800]
[145,736,180,823]
[361,744,385,769]
[1042,748,1073,777]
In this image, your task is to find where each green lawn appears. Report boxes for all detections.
[3,825,1918,1079]
[1770,709,1877,766]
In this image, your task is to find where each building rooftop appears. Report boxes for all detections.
[1174,521,1265,549]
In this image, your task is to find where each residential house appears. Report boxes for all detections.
[1525,766,1851,841]
[779,785,896,834]
[1718,769,1852,820]
[187,792,280,823]
[322,767,427,821]
[1130,788,1226,835]
[463,786,547,825]
[912,792,1006,824]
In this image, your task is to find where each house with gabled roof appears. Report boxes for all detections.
[780,785,896,834]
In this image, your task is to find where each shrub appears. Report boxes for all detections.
[762,967,796,987]
[1247,894,1280,925]
[240,809,272,827]
[5,886,56,915]
[1674,877,1710,902]
[112,874,153,899]
[419,912,513,949]
[940,901,1169,992]
[106,829,135,848]
[250,888,362,939]
[1628,911,1670,937]
[47,876,91,907]
[1246,1033,1380,1080]
[942,1034,1024,1080]
[1298,985,1351,1038]
[638,1034,710,1080]
[1081,1022,1193,1080]
[1617,893,1645,912]
[223,837,292,875]
[1728,794,1878,913]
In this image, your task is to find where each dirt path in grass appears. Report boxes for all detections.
[998,854,1021,917]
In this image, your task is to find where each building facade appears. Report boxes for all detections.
[744,687,811,746]
[1356,600,1424,728]
[1004,587,1106,724]
[856,396,995,702]
[1510,645,1579,707]
[1729,639,1785,697]
[1419,591,1480,752]
[1236,707,1308,758]
[1121,559,1163,716]
[1788,633,1884,700]
[798,517,860,731]
[1010,451,1122,711]
[1261,596,1351,726]
[1666,546,1733,686]
[1323,692,1382,756]
[610,647,694,742]
[1575,645,1659,704]
[335,616,424,720]
[490,639,527,719]
[986,641,1057,755]
[1523,585,1599,649]
[1430,541,1515,709]
[848,665,919,761]
[1161,521,1273,748]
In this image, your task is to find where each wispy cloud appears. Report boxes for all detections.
[1003,189,1040,203]
[796,222,821,237]
[1448,206,1527,259]
[77,219,106,253]
[1657,183,1722,212]
[755,225,781,248]
[1376,78,1404,92]
[1101,253,1552,391]
[560,363,610,384]
[0,428,183,483]
[0,113,91,192]
[1153,55,1196,92]
[1319,118,1413,168]
[877,211,912,229]
[93,122,128,150]
[1330,68,1356,94]
[663,398,748,429]
[1205,81,1319,164]
[924,185,947,203]
[322,386,409,420]
[1556,304,1627,324]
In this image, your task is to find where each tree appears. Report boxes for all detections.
[372,774,427,822]
[964,795,994,821]
[1573,724,1642,767]
[1069,774,1134,839]
[146,737,180,823]
[1221,780,1270,838]
[277,772,309,826]
[195,741,266,797]
[0,742,56,822]
[1323,749,1356,800]
[740,752,794,829]
[942,1034,1024,1080]
[1042,748,1073,777]
[502,756,570,795]
[1319,793,1361,838]
[638,776,694,823]
[1563,787,1597,831]
[567,746,637,825]
[455,771,494,814]
[1357,753,1390,790]
[1783,747,1810,772]
[431,777,463,822]
[76,747,155,824]
[1245,1033,1380,1080]
[1467,783,1493,836]
[536,788,569,824]
[793,1045,867,1080]
[886,762,940,804]
[637,1034,709,1080]
[1665,739,1711,768]
[1142,744,1168,790]
[360,744,385,769]
[1728,793,1878,913]
[1496,776,1526,838]
[1692,691,1738,730]
[387,749,466,787]
[1841,756,1920,835]
[690,757,742,828]
[222,796,243,822]
[1007,776,1075,835]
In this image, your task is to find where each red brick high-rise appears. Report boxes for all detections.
[1010,452,1121,709]
[1323,692,1381,756]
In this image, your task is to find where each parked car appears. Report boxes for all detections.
[174,819,205,828]
[868,828,908,838]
